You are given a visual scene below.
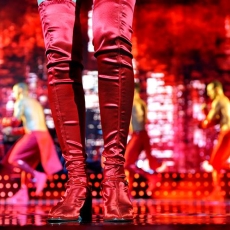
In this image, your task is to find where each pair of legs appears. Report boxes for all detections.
[208,130,230,198]
[124,130,166,193]
[5,131,62,204]
[38,0,135,222]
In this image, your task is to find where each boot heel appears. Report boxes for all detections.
[80,187,92,223]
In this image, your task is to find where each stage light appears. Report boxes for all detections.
[196,191,201,196]
[7,191,13,197]
[94,182,100,188]
[0,192,6,197]
[13,183,18,188]
[172,182,177,187]
[221,181,225,187]
[90,174,95,179]
[57,182,63,188]
[188,173,193,179]
[38,192,43,197]
[196,182,201,187]
[195,173,201,178]
[46,191,51,197]
[3,175,9,181]
[164,173,169,179]
[97,174,102,179]
[5,183,11,189]
[163,191,168,196]
[92,191,97,197]
[139,191,144,196]
[53,191,59,197]
[156,182,161,187]
[221,191,226,196]
[28,183,33,188]
[134,173,140,179]
[188,191,193,197]
[188,182,193,187]
[180,173,185,178]
[164,182,169,187]
[61,174,66,180]
[180,182,185,187]
[131,191,136,197]
[140,182,146,187]
[50,182,55,188]
[171,191,177,196]
[155,191,160,196]
[204,182,209,187]
[30,191,35,197]
[53,174,59,180]
[172,173,177,178]
[133,182,138,188]
[146,190,152,196]
[203,173,208,178]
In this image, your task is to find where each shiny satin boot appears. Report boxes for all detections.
[38,0,92,223]
[93,0,136,222]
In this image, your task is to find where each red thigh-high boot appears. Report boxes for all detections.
[38,0,92,223]
[93,0,136,222]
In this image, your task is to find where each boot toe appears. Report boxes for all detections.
[47,185,92,223]
[102,179,133,222]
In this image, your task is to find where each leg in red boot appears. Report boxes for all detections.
[38,0,92,223]
[93,0,136,222]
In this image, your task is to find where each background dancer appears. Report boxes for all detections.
[2,82,62,204]
[124,83,167,195]
[200,80,230,199]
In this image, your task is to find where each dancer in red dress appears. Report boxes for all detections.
[38,0,135,223]
[2,82,62,204]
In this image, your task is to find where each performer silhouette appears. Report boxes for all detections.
[124,83,167,195]
[2,83,62,204]
[200,80,230,199]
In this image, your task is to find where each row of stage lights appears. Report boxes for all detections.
[0,172,230,199]
[1,172,230,181]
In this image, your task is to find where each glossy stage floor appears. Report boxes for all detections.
[1,172,230,229]
[1,199,230,229]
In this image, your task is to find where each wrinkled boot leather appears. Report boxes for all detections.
[38,0,91,223]
[93,0,136,222]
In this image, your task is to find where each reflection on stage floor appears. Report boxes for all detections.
[1,198,230,229]
[1,172,230,229]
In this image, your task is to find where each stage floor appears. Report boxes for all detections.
[1,198,230,229]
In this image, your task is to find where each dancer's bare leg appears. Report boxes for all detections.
[6,171,29,204]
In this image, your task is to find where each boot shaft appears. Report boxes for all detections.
[39,0,87,180]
